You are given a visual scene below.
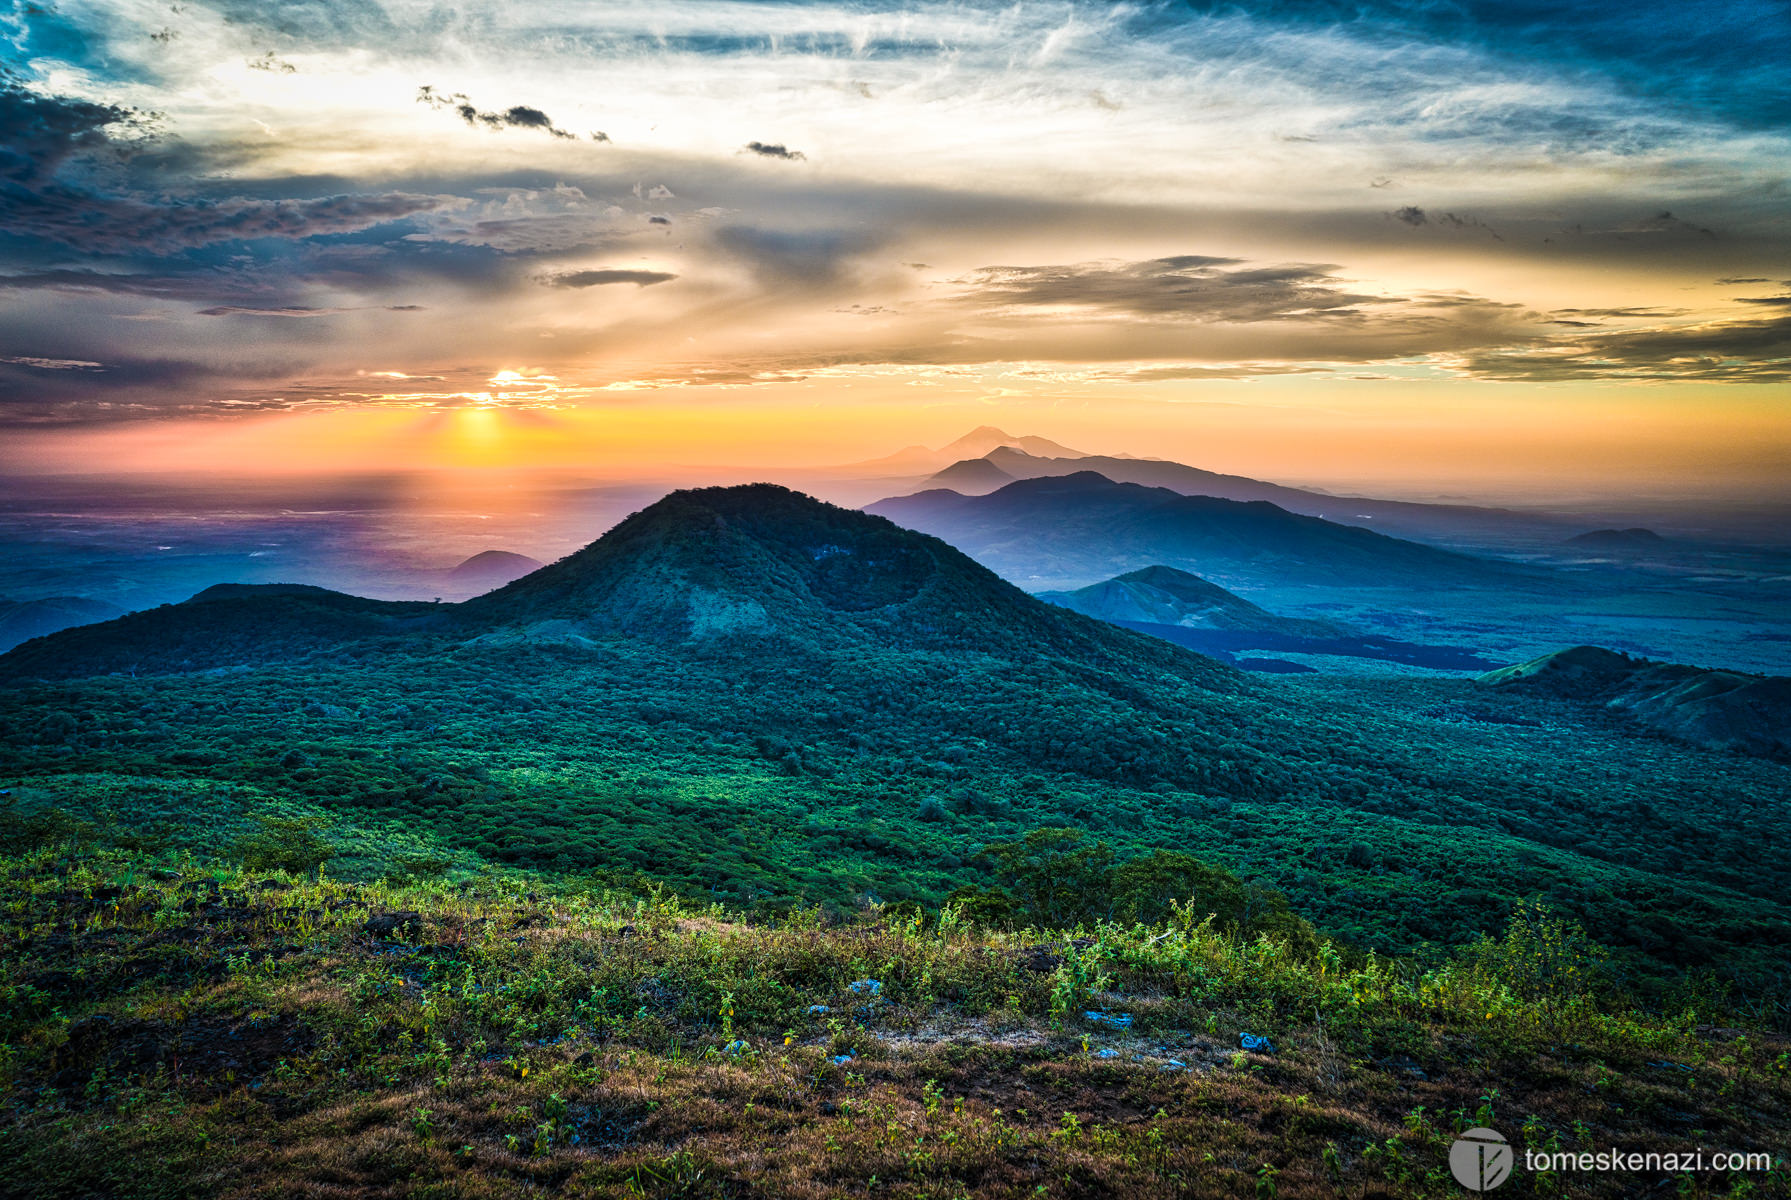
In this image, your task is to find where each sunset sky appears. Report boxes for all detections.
[2,0,1788,500]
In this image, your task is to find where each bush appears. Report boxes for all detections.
[235,816,337,877]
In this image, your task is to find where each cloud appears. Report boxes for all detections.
[1456,309,1791,384]
[1394,206,1426,226]
[957,255,1384,322]
[2,81,454,255]
[247,51,297,74]
[417,87,577,139]
[714,225,880,285]
[744,141,806,161]
[0,355,105,370]
[0,80,137,184]
[545,269,678,288]
[197,304,429,316]
[7,186,454,254]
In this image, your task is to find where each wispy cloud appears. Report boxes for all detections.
[544,270,678,288]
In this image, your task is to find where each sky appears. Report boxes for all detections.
[1,0,1788,500]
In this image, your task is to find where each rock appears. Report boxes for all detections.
[806,1004,830,1015]
[1240,1032,1275,1054]
[1083,1011,1133,1031]
[848,979,882,997]
[1093,1047,1121,1059]
[1378,1053,1427,1080]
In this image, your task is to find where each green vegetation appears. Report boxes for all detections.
[2,482,1788,1194]
[3,642,1787,995]
[2,841,1786,1198]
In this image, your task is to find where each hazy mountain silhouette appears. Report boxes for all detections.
[836,427,1089,475]
[944,446,1570,547]
[1564,528,1667,550]
[449,550,545,591]
[924,457,1017,495]
[868,472,1541,591]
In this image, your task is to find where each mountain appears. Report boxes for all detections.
[961,447,1569,548]
[3,485,1233,689]
[4,484,1790,994]
[460,484,1230,678]
[923,457,1016,495]
[866,472,1541,591]
[1480,645,1791,759]
[447,550,545,592]
[833,426,1089,475]
[936,426,1088,462]
[1038,566,1345,637]
[1565,528,1668,550]
[0,584,448,681]
[0,596,126,654]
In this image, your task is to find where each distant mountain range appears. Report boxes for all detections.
[1480,645,1791,759]
[867,472,1546,592]
[909,444,1570,547]
[0,596,126,654]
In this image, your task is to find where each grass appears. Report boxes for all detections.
[3,843,1788,1198]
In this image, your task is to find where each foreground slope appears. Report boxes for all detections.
[2,844,1786,1200]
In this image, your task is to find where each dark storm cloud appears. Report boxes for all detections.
[417,87,577,140]
[1394,206,1426,226]
[959,256,1384,322]
[744,142,806,161]
[545,269,678,288]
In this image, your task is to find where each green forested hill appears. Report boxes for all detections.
[1,485,1788,995]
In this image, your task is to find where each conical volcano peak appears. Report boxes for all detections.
[457,483,1235,683]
